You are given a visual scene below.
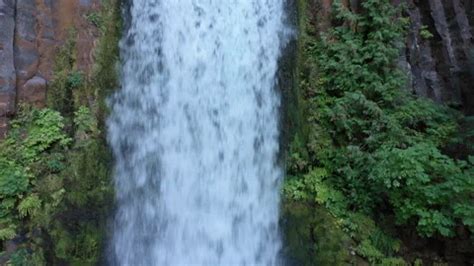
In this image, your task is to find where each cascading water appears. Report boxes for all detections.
[108,1,289,265]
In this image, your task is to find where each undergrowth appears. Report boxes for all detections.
[284,0,474,264]
[0,0,121,264]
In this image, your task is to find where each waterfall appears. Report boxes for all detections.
[108,1,288,265]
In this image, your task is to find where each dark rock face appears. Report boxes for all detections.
[406,0,474,114]
[0,0,16,137]
[0,1,16,92]
[19,76,46,107]
[0,0,100,138]
[15,0,40,88]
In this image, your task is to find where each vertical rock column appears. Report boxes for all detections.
[430,0,463,105]
[452,0,474,113]
[405,0,445,101]
[0,0,16,138]
[15,0,47,107]
[0,0,100,139]
[406,0,474,113]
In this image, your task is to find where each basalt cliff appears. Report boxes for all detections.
[308,0,474,111]
[0,0,101,138]
[1,1,473,137]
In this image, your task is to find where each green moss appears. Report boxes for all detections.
[44,1,121,263]
[279,0,318,191]
[47,30,78,116]
[282,202,353,266]
[90,0,122,119]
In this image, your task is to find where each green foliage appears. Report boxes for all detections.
[0,106,111,264]
[282,202,353,266]
[287,0,474,263]
[0,159,28,198]
[10,107,71,161]
[1,1,121,264]
[74,106,99,142]
[17,194,41,218]
[285,168,347,218]
[0,225,17,241]
[357,239,384,263]
[91,0,122,103]
[380,257,407,266]
[420,25,434,40]
[7,248,30,266]
[370,143,473,236]
[84,11,103,28]
[289,0,474,237]
[0,108,69,245]
[67,71,84,89]
[47,30,77,114]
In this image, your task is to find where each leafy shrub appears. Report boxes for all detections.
[420,25,434,39]
[0,108,70,245]
[85,12,103,28]
[67,71,84,89]
[1,1,120,264]
[287,0,474,259]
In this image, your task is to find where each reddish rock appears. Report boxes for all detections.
[18,76,47,107]
[0,0,101,139]
[15,0,40,87]
[0,91,15,117]
[36,0,55,80]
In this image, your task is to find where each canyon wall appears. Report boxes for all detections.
[0,0,100,138]
[0,0,473,138]
[404,0,474,114]
[307,0,474,113]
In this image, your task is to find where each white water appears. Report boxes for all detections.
[108,1,288,265]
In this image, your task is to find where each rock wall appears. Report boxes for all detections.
[0,0,16,138]
[305,0,474,114]
[0,0,100,138]
[405,0,474,114]
[1,0,473,138]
